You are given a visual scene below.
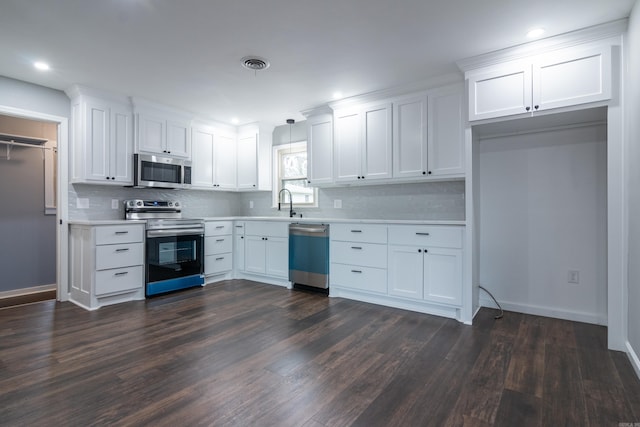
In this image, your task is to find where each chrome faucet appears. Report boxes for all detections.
[278,188,296,218]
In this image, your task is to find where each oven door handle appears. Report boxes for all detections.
[146,228,204,238]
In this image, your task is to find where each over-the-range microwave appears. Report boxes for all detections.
[133,153,192,189]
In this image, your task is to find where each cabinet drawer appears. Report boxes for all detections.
[331,224,387,244]
[330,263,387,294]
[205,235,233,255]
[95,266,143,296]
[96,243,144,270]
[95,224,144,245]
[330,241,387,268]
[205,221,233,236]
[388,225,462,248]
[205,253,233,275]
[245,221,288,238]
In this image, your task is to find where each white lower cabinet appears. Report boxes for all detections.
[204,221,233,281]
[243,222,289,279]
[69,223,145,310]
[387,225,463,307]
[234,222,246,272]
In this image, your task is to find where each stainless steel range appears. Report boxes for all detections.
[125,200,204,297]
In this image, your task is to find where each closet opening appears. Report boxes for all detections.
[0,114,59,307]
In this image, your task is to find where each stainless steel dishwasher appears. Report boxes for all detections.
[289,223,330,290]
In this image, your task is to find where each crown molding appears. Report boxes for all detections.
[457,18,627,73]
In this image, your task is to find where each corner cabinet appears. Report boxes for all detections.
[334,102,392,183]
[467,44,612,121]
[69,223,145,310]
[68,87,133,185]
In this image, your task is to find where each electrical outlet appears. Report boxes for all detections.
[249,200,254,209]
[568,270,580,284]
[111,199,119,209]
[334,199,342,209]
[76,198,89,209]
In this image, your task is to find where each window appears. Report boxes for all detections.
[273,141,317,208]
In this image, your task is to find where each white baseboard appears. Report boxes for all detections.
[479,297,607,325]
[626,341,640,380]
[0,284,56,299]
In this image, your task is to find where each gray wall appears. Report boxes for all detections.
[0,116,58,291]
[626,0,640,368]
[0,76,70,119]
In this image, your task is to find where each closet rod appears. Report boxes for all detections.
[0,139,56,152]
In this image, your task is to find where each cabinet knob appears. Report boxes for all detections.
[428,171,432,175]
[418,249,422,253]
[422,171,426,175]
[424,249,428,253]
[534,105,539,110]
[168,151,171,154]
[112,177,115,180]
[526,106,531,111]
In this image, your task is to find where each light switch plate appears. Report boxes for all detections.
[111,199,119,209]
[249,200,254,209]
[334,199,342,209]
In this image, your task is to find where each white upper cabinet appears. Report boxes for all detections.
[467,44,612,121]
[393,94,428,179]
[133,99,192,159]
[192,124,238,190]
[334,103,392,183]
[427,85,465,177]
[393,85,465,179]
[237,132,258,190]
[306,113,333,185]
[67,86,133,185]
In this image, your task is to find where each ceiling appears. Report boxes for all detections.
[0,0,634,127]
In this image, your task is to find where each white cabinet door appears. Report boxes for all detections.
[84,99,110,182]
[214,133,237,189]
[166,120,190,158]
[237,133,258,189]
[428,85,465,177]
[393,95,428,179]
[191,127,215,188]
[234,233,245,272]
[307,114,333,185]
[533,45,611,112]
[110,106,133,183]
[423,247,462,306]
[265,236,288,278]
[244,235,266,274]
[362,103,392,181]
[334,109,362,182]
[468,62,532,121]
[137,113,166,154]
[388,245,424,299]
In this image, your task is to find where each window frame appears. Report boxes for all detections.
[272,141,318,209]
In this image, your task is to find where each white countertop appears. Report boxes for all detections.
[69,217,465,226]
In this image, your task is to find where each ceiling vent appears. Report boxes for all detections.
[241,56,270,71]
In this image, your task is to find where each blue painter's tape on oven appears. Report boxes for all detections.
[146,274,204,296]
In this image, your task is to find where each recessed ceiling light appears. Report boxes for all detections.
[34,61,50,71]
[231,117,239,125]
[526,28,545,39]
[332,91,343,100]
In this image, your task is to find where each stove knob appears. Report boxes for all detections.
[175,202,180,207]
[136,201,143,207]
[168,202,173,207]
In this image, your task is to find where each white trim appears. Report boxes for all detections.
[479,297,607,325]
[626,341,640,380]
[0,104,69,303]
[0,284,56,299]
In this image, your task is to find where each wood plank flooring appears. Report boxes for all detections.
[0,279,638,426]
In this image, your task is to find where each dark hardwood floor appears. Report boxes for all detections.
[1,280,638,426]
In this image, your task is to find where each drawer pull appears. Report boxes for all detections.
[114,231,129,235]
[216,239,225,242]
[216,257,225,261]
[114,271,129,276]
[415,232,430,236]
[235,225,243,228]
[115,248,130,252]
[351,269,362,274]
[216,226,225,229]
[351,230,362,233]
[351,246,363,250]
